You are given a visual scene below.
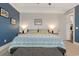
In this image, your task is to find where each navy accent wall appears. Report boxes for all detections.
[0,3,19,46]
[75,5,79,43]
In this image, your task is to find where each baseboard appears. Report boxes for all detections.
[73,42,79,45]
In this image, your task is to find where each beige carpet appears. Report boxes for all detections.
[64,41,79,56]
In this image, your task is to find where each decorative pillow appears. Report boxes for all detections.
[39,29,49,34]
[27,29,37,34]
[27,29,49,34]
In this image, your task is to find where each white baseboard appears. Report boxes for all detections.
[73,41,79,45]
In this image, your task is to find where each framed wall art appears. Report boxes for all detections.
[10,18,16,25]
[0,7,9,18]
[34,19,42,25]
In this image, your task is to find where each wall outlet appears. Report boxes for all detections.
[4,39,6,43]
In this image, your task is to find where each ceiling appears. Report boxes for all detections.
[10,3,79,13]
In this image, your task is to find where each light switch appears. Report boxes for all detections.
[76,27,78,30]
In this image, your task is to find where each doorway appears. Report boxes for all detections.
[66,13,74,43]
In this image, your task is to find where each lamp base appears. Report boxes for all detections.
[22,30,24,34]
[52,30,54,34]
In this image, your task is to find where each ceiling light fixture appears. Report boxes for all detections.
[48,3,52,6]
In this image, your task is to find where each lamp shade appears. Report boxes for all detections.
[49,25,56,29]
[21,24,28,30]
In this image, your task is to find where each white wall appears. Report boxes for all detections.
[20,13,66,40]
[58,14,66,40]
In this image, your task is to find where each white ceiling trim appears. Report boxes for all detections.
[10,3,79,14]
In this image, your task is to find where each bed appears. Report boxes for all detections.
[9,34,66,56]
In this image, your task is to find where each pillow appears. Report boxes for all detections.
[27,29,49,34]
[27,29,37,34]
[39,29,49,34]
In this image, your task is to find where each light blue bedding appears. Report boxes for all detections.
[9,34,65,50]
